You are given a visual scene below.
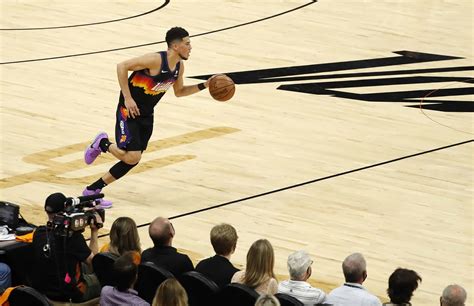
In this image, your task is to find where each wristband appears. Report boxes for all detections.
[197,83,206,91]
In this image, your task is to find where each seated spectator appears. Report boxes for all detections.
[278,250,326,305]
[383,268,421,305]
[100,217,141,256]
[195,223,239,288]
[0,263,11,293]
[440,284,467,306]
[231,239,278,295]
[152,278,188,306]
[255,294,281,306]
[141,217,193,276]
[326,252,382,306]
[100,251,149,306]
[31,193,101,302]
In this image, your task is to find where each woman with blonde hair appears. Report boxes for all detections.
[255,294,281,306]
[231,239,278,295]
[152,278,188,306]
[101,217,141,256]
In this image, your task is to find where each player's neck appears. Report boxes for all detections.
[166,49,180,71]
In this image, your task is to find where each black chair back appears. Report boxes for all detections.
[178,271,219,306]
[92,252,119,287]
[135,262,174,304]
[275,293,304,306]
[213,283,259,306]
[8,286,51,306]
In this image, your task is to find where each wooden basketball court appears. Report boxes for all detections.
[1,1,472,304]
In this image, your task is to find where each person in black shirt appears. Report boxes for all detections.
[82,27,216,208]
[31,193,102,302]
[195,223,239,288]
[141,217,193,276]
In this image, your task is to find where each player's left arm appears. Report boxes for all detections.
[173,62,213,97]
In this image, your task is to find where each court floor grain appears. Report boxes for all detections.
[1,1,472,304]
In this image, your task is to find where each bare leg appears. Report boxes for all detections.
[101,172,117,185]
[99,149,141,185]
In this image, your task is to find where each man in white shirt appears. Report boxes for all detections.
[326,253,382,306]
[278,250,326,305]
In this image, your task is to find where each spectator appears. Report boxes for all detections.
[141,217,193,276]
[440,284,467,306]
[100,217,141,256]
[152,278,188,306]
[31,193,101,302]
[100,251,148,306]
[0,263,11,292]
[326,253,382,306]
[278,250,326,305]
[195,223,239,288]
[231,239,278,295]
[383,268,421,305]
[255,294,281,306]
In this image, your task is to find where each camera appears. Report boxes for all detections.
[46,193,105,237]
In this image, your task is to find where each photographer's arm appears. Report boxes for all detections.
[85,213,102,266]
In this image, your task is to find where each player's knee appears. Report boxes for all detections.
[125,152,141,164]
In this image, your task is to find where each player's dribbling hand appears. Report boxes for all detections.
[204,74,220,88]
[125,97,140,118]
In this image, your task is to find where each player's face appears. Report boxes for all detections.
[176,37,192,60]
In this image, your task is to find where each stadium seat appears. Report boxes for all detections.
[92,252,119,287]
[178,271,219,306]
[8,286,51,306]
[213,283,259,306]
[275,293,304,306]
[134,262,174,304]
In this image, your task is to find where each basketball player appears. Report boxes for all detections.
[83,27,213,208]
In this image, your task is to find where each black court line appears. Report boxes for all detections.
[0,0,317,65]
[96,138,473,238]
[0,0,169,30]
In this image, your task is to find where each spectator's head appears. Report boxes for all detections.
[149,217,175,247]
[152,278,188,306]
[44,193,66,219]
[287,250,313,281]
[243,239,275,289]
[210,223,238,257]
[440,284,467,306]
[113,251,140,292]
[109,217,141,256]
[342,253,367,284]
[387,268,422,304]
[255,294,281,306]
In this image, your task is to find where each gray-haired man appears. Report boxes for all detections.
[326,252,382,306]
[440,284,467,306]
[278,250,326,305]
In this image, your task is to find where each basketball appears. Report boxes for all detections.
[208,74,235,102]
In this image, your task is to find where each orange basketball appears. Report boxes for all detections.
[209,74,235,102]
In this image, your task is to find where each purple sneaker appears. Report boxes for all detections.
[82,188,113,209]
[84,132,108,165]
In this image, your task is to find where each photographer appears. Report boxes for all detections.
[31,193,102,302]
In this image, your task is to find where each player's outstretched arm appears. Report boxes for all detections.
[173,63,215,97]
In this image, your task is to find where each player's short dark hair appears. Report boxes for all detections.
[387,268,422,304]
[166,27,189,47]
[113,251,138,291]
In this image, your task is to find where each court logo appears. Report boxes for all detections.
[0,127,240,189]
[191,51,474,112]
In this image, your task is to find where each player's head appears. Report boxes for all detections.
[166,27,191,60]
